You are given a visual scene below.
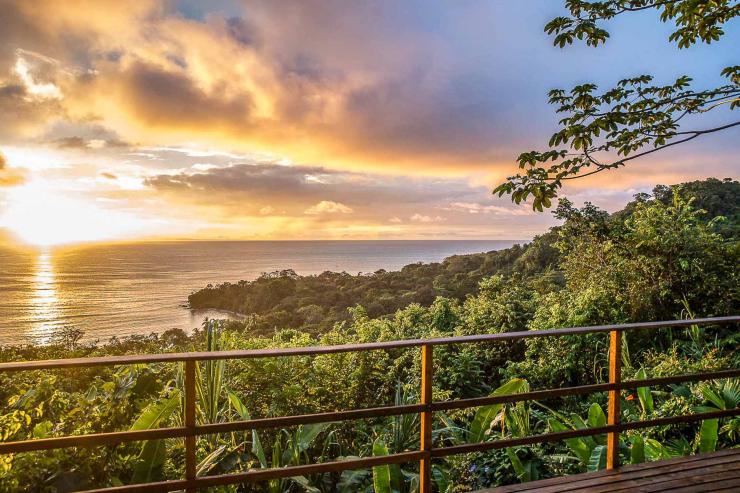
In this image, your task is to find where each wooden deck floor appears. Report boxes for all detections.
[478,448,740,493]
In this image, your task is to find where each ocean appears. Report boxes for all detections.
[0,240,521,345]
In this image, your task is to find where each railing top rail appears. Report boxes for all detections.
[0,316,737,372]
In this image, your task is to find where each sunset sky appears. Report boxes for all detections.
[0,0,737,246]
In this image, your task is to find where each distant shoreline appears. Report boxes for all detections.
[0,238,531,252]
[1,239,522,344]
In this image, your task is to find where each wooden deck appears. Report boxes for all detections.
[480,448,740,493]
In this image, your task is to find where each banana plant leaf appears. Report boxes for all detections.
[130,391,181,483]
[699,419,718,454]
[630,435,645,464]
[372,440,393,493]
[468,378,529,443]
[548,418,591,463]
[635,368,654,415]
[588,445,607,471]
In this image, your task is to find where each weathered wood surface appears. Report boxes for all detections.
[481,448,740,492]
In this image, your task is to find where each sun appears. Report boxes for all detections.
[1,183,146,246]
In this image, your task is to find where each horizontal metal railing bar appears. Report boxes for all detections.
[0,317,736,372]
[431,382,617,412]
[619,368,740,390]
[81,480,188,493]
[1,370,737,454]
[0,427,187,455]
[80,451,428,493]
[432,369,740,412]
[196,403,426,435]
[193,450,427,488]
[431,408,740,457]
[614,407,740,432]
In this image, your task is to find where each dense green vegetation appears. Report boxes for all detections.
[0,178,738,492]
[187,241,557,335]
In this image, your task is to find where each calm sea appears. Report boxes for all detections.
[0,240,520,345]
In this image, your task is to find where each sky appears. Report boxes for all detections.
[0,0,737,246]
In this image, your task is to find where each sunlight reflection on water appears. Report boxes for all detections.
[28,250,60,343]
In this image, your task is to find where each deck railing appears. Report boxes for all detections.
[0,316,738,492]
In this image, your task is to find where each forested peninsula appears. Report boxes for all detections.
[188,178,739,336]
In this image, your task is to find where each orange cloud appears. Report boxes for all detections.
[0,151,26,186]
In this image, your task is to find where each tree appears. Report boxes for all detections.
[494,1,739,210]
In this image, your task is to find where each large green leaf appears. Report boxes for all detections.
[130,390,181,431]
[570,413,598,449]
[587,403,606,428]
[130,391,181,484]
[197,445,227,476]
[549,418,591,463]
[630,435,645,464]
[720,380,740,408]
[226,390,265,468]
[372,440,392,493]
[699,419,718,454]
[227,390,250,420]
[698,382,729,410]
[469,403,504,444]
[290,475,321,493]
[297,422,332,452]
[644,438,667,461]
[506,447,536,483]
[587,445,607,471]
[635,368,654,415]
[432,465,451,493]
[468,378,529,443]
[132,439,169,484]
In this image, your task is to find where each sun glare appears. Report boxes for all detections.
[1,183,146,246]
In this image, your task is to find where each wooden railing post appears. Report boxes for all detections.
[607,330,622,469]
[420,344,433,493]
[185,360,197,493]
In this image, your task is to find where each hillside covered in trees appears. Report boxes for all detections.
[189,177,739,336]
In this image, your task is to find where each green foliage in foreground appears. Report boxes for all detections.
[0,179,738,491]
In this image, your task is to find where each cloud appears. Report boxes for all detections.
[304,200,353,215]
[0,79,63,140]
[111,61,254,129]
[410,213,444,223]
[13,50,62,100]
[0,151,26,186]
[138,156,557,238]
[0,0,529,173]
[143,160,481,215]
[54,136,87,148]
[445,202,532,216]
[51,134,131,150]
[0,0,736,185]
